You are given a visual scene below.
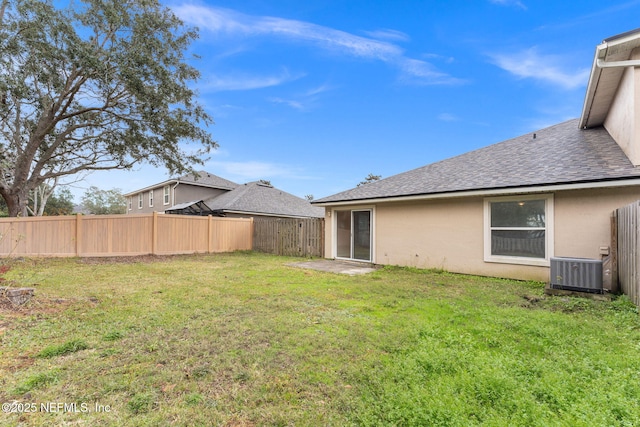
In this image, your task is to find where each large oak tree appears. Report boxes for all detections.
[0,0,216,216]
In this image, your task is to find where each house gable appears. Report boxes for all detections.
[124,171,239,214]
[580,29,640,164]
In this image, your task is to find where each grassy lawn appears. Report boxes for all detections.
[1,252,639,426]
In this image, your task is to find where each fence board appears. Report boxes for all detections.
[253,218,324,257]
[0,214,253,258]
[616,201,640,306]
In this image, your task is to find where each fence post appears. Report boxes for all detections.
[208,215,213,253]
[76,213,83,257]
[152,212,158,255]
[611,212,619,293]
[250,217,254,250]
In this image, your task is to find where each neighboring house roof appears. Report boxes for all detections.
[166,200,211,215]
[580,27,640,128]
[313,119,640,205]
[124,171,238,196]
[203,181,325,218]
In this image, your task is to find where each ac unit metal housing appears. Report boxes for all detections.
[550,257,603,293]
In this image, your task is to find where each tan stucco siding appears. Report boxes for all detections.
[604,65,638,164]
[374,198,548,281]
[375,198,482,272]
[324,186,640,282]
[604,48,640,165]
[554,186,640,258]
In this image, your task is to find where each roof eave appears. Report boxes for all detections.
[124,179,235,197]
[579,42,607,129]
[580,28,640,129]
[123,179,178,196]
[216,209,323,219]
[313,177,640,207]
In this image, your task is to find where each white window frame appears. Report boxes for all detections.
[484,194,554,267]
[128,197,132,211]
[138,193,143,209]
[149,190,154,207]
[163,185,170,205]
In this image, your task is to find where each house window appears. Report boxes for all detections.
[128,197,132,211]
[163,185,170,205]
[149,190,154,207]
[138,193,143,209]
[484,194,553,266]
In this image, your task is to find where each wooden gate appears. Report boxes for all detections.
[253,218,324,257]
[616,201,640,306]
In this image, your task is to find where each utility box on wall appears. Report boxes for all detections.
[550,257,603,294]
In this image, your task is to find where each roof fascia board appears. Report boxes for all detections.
[580,28,640,128]
[123,179,177,196]
[124,179,234,196]
[313,178,640,207]
[579,42,607,129]
[220,209,321,219]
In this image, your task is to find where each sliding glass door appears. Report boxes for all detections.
[335,209,371,261]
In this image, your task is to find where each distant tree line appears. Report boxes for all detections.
[0,185,126,217]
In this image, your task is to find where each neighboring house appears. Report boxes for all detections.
[166,181,324,219]
[124,171,238,214]
[313,29,640,282]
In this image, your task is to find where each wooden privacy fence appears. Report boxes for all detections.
[253,217,324,257]
[616,200,640,306]
[0,213,253,257]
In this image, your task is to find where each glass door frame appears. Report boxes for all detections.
[332,207,374,263]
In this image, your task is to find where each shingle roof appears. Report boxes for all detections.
[204,181,325,218]
[314,119,640,204]
[177,171,239,190]
[123,170,239,196]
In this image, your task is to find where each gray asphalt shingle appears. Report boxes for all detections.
[177,171,239,190]
[205,181,324,218]
[314,119,640,204]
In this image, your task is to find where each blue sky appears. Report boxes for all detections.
[73,0,640,201]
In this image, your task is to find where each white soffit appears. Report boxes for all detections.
[580,28,640,129]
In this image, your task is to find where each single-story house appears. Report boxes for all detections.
[166,181,324,219]
[124,171,238,214]
[312,28,640,282]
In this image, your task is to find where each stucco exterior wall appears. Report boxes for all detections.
[554,186,639,258]
[324,186,640,282]
[604,48,640,165]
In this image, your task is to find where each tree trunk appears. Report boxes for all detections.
[4,190,29,217]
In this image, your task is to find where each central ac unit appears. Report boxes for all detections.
[550,257,603,293]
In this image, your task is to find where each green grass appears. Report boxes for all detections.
[37,339,89,358]
[0,252,639,426]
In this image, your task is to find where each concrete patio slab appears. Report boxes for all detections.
[288,259,378,276]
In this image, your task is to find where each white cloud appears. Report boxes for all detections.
[489,47,589,89]
[268,97,305,110]
[206,160,312,181]
[437,113,459,122]
[201,69,304,92]
[398,58,467,85]
[364,29,411,42]
[489,0,527,10]
[173,4,460,86]
[305,84,334,97]
[175,5,400,60]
